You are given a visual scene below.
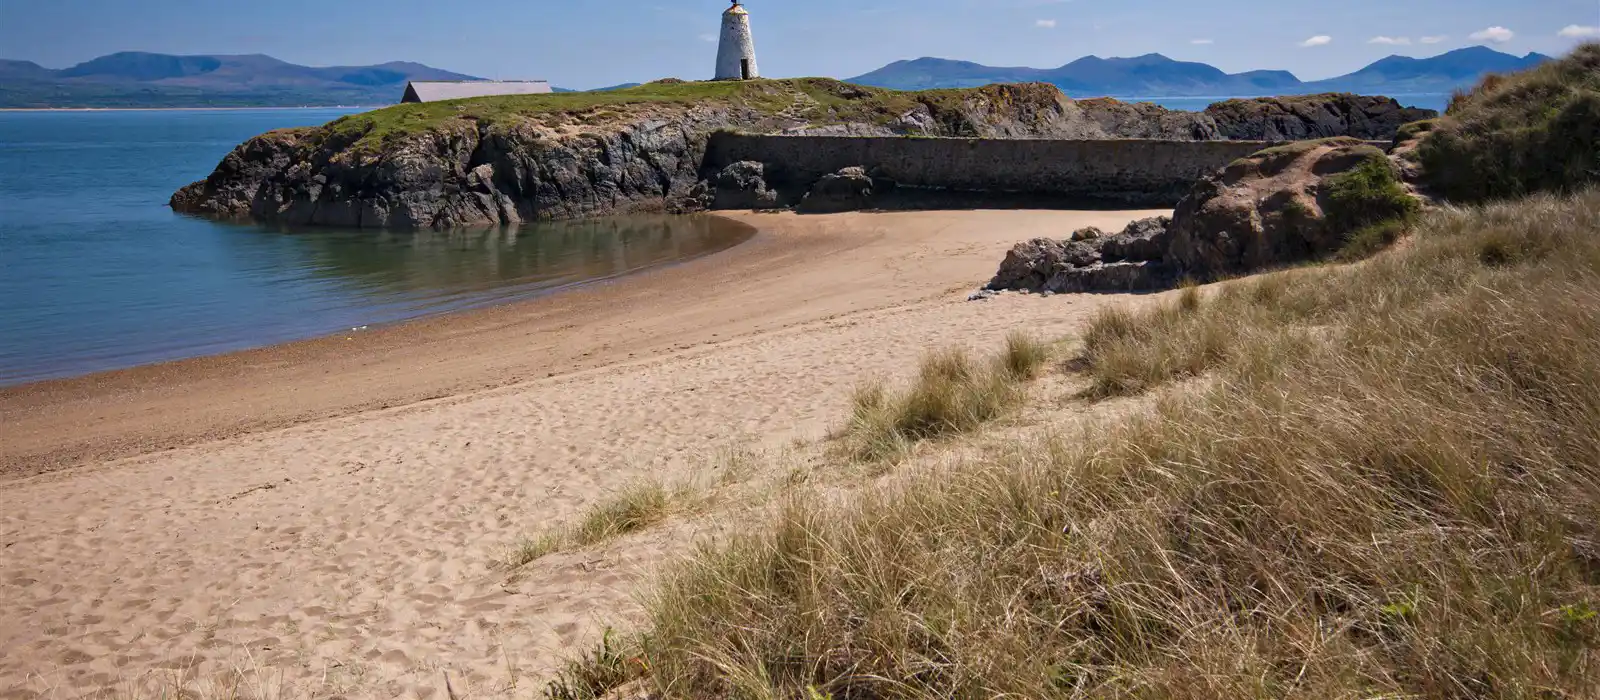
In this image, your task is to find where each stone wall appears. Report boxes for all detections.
[705,133,1385,206]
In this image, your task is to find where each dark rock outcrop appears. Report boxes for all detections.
[1099,215,1170,262]
[1166,138,1415,277]
[985,217,1176,294]
[1050,261,1170,293]
[799,166,875,213]
[988,238,1076,292]
[1076,98,1224,141]
[983,137,1422,295]
[171,108,744,228]
[1204,94,1436,141]
[711,160,780,210]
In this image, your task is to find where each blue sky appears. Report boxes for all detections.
[2,0,1597,89]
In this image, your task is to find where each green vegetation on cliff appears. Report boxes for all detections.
[1419,42,1600,202]
[1322,148,1421,257]
[296,77,1434,156]
[317,78,1067,152]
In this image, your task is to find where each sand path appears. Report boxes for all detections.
[0,209,1164,699]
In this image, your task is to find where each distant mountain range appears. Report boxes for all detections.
[0,46,1554,109]
[0,52,484,107]
[847,46,1552,98]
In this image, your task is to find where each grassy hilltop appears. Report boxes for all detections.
[316,78,1061,151]
[528,47,1600,699]
[305,77,1428,154]
[1419,42,1600,201]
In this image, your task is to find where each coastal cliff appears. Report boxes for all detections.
[170,78,1434,228]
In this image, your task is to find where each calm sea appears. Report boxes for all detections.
[0,109,753,386]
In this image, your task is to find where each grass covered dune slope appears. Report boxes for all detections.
[554,49,1600,700]
[605,188,1600,700]
[1419,42,1600,202]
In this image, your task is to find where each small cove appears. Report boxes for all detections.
[0,109,753,385]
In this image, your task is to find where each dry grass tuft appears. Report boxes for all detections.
[506,480,690,567]
[997,330,1051,380]
[843,337,1046,461]
[595,188,1600,698]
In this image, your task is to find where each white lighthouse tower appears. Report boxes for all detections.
[714,1,759,80]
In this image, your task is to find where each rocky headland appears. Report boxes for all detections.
[170,78,1433,229]
[982,136,1423,293]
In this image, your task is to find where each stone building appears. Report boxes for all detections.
[714,1,759,80]
[400,80,553,103]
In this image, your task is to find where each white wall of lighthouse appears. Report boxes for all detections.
[714,3,759,80]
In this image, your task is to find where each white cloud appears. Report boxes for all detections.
[698,33,717,43]
[1190,38,1215,45]
[1299,35,1333,47]
[1420,35,1447,44]
[1035,19,1057,28]
[1469,26,1515,43]
[1559,24,1600,38]
[1368,36,1411,45]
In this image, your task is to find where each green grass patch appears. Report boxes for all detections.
[296,78,1082,154]
[1394,117,1439,143]
[505,480,690,567]
[1419,42,1600,201]
[1321,149,1420,247]
[843,335,1048,462]
[313,78,1066,154]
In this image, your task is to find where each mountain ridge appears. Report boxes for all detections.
[0,46,1556,108]
[848,46,1552,98]
[0,51,485,107]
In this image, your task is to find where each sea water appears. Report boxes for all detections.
[0,109,752,385]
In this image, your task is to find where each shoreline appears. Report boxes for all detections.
[0,207,1171,698]
[0,208,1167,481]
[0,215,760,388]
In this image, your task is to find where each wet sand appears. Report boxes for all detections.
[0,209,1166,699]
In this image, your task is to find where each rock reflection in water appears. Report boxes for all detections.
[271,214,755,312]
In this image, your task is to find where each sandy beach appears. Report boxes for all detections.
[0,208,1166,699]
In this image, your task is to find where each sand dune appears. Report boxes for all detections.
[0,209,1165,699]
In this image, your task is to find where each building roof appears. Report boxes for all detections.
[402,80,553,103]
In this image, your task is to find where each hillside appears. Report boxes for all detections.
[849,46,1551,98]
[1417,42,1600,201]
[169,78,1430,228]
[0,51,480,107]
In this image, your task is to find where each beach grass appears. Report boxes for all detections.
[1420,41,1600,201]
[553,186,1600,698]
[841,335,1047,462]
[505,479,693,567]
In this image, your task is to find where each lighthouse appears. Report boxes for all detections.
[715,1,759,80]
